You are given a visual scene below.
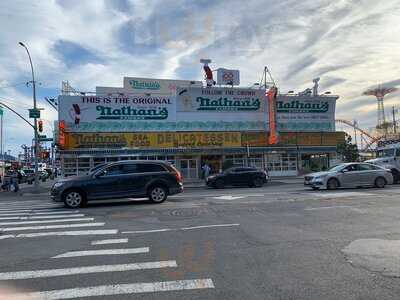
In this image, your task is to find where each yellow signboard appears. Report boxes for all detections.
[241,132,268,147]
[64,131,345,149]
[279,132,345,146]
[64,132,242,149]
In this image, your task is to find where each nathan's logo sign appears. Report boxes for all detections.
[71,134,127,148]
[276,100,329,113]
[195,97,260,111]
[177,87,264,112]
[96,105,168,120]
[128,79,160,90]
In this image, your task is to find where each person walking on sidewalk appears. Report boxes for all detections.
[202,163,211,181]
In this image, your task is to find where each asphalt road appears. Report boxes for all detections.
[2,182,400,299]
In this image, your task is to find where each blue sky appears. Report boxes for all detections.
[0,0,400,155]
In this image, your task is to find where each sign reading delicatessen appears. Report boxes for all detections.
[63,132,345,150]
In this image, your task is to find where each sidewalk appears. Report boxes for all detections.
[0,179,55,199]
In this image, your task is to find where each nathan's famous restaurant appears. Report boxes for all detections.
[56,76,344,179]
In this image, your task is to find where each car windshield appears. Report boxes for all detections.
[88,164,107,174]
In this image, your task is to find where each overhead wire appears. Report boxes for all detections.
[0,81,30,90]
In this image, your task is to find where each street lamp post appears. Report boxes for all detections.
[19,42,39,190]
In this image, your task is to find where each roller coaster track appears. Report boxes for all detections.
[335,119,384,151]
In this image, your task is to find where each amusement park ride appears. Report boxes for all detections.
[336,85,399,152]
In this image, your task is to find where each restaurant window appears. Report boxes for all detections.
[248,154,263,169]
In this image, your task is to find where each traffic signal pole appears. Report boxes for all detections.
[19,42,40,191]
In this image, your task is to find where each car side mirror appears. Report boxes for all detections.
[341,169,347,173]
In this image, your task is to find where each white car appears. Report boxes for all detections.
[304,163,393,190]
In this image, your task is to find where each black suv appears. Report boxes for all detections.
[206,166,268,188]
[51,160,183,208]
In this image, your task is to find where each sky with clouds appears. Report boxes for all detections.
[0,0,399,155]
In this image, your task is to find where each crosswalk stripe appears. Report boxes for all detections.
[52,247,149,258]
[0,218,94,226]
[0,229,118,239]
[0,260,176,280]
[0,214,85,220]
[1,223,104,232]
[0,203,58,209]
[26,279,214,299]
[0,200,49,206]
[0,211,79,217]
[0,208,65,213]
[91,238,128,245]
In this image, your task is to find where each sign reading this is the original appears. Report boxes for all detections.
[58,95,175,127]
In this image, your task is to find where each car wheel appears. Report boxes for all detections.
[253,177,264,188]
[63,189,85,208]
[327,178,339,190]
[215,179,225,189]
[149,186,167,203]
[374,177,386,188]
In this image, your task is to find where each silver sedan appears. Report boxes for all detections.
[304,163,393,190]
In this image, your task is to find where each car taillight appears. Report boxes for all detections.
[174,171,182,182]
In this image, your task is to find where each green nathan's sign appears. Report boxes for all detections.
[96,105,169,120]
[177,87,265,112]
[195,97,260,111]
[276,100,329,113]
[128,79,161,90]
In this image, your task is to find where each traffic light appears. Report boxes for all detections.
[38,120,43,132]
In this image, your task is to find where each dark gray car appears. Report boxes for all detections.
[51,160,183,208]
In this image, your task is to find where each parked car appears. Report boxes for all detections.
[304,162,393,190]
[22,169,35,184]
[51,160,183,208]
[206,166,268,189]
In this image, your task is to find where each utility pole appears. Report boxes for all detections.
[19,42,39,191]
[0,108,3,157]
[392,106,397,134]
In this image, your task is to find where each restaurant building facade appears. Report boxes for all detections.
[56,77,344,179]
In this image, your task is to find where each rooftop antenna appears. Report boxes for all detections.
[259,66,276,89]
[312,77,320,96]
[61,81,79,96]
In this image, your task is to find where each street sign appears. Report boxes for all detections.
[39,138,53,142]
[29,108,40,118]
[38,135,53,142]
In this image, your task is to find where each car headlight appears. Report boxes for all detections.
[53,182,65,189]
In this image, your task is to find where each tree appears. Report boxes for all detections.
[337,133,359,162]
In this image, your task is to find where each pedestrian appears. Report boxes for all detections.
[202,163,211,181]
[17,169,23,184]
